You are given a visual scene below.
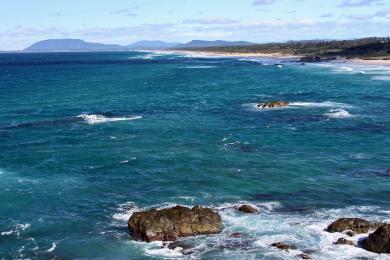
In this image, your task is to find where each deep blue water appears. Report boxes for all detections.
[0,51,389,259]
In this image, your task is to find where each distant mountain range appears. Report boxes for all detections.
[174,40,254,49]
[24,39,125,52]
[23,39,256,52]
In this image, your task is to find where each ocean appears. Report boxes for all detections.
[0,51,389,259]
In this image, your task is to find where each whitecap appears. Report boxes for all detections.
[112,202,142,224]
[289,101,352,108]
[180,65,216,69]
[372,76,390,81]
[1,223,31,236]
[77,114,142,125]
[46,242,56,253]
[325,109,353,119]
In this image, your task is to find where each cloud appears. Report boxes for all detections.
[338,0,382,7]
[182,18,239,25]
[345,14,374,20]
[253,0,275,6]
[320,13,334,18]
[375,7,390,16]
[110,7,138,17]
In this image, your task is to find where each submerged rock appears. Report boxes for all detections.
[362,224,390,253]
[333,238,355,246]
[128,205,222,242]
[298,253,312,259]
[326,218,379,234]
[238,205,258,214]
[257,101,289,109]
[271,242,297,251]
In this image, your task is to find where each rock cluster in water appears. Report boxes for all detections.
[326,218,390,254]
[128,205,221,242]
[326,218,380,234]
[127,206,390,256]
[256,101,289,109]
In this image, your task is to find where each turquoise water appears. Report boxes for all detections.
[0,51,389,259]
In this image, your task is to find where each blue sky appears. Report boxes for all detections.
[0,0,389,50]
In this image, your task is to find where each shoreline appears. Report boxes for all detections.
[162,50,390,66]
[162,50,301,59]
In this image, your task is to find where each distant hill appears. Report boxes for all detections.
[24,39,126,52]
[127,40,181,50]
[174,40,255,49]
[179,37,390,59]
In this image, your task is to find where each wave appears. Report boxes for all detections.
[1,223,31,236]
[76,114,142,125]
[111,202,389,259]
[372,76,390,81]
[289,101,352,108]
[46,242,56,253]
[180,65,216,69]
[243,101,352,112]
[325,109,353,119]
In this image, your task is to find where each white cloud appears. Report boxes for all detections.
[182,18,239,25]
[338,0,382,7]
[253,0,275,6]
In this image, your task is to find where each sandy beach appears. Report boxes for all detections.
[350,58,390,66]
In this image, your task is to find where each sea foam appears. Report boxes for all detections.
[77,114,142,125]
[325,109,353,119]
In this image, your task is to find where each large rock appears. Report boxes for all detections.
[128,205,222,242]
[238,205,258,214]
[333,238,355,246]
[326,218,378,234]
[257,101,289,109]
[271,242,297,250]
[362,224,390,253]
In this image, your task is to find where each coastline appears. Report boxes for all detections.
[349,58,390,66]
[163,50,301,59]
[163,50,390,66]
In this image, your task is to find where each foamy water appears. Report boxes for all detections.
[77,114,142,124]
[112,202,390,259]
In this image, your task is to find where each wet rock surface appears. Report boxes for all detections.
[238,205,258,213]
[333,238,355,246]
[271,242,297,251]
[326,218,379,234]
[362,224,390,253]
[128,205,222,242]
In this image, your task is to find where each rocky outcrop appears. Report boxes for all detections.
[271,242,297,250]
[238,205,258,214]
[362,224,390,253]
[299,56,337,63]
[128,205,222,242]
[326,218,379,234]
[333,238,355,246]
[257,101,289,109]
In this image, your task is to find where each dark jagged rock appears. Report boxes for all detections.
[238,205,258,214]
[299,56,337,63]
[362,224,390,253]
[345,230,354,237]
[230,232,243,238]
[166,241,195,255]
[256,101,289,109]
[326,218,379,234]
[333,238,355,246]
[271,242,297,251]
[128,205,222,242]
[298,253,312,259]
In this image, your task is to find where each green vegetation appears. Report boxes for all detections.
[173,37,390,59]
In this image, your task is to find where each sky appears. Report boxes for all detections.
[0,0,389,50]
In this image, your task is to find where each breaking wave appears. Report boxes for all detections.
[76,114,142,125]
